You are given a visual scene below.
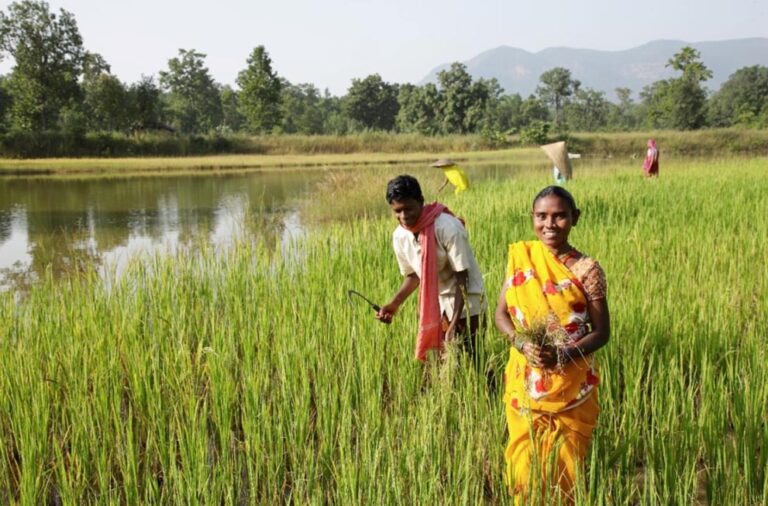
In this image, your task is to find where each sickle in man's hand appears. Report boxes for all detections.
[346,289,381,312]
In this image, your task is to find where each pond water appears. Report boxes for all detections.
[0,170,326,288]
[0,160,553,289]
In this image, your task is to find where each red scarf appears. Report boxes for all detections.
[402,202,462,361]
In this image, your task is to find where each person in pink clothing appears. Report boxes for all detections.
[375,175,486,362]
[643,139,660,177]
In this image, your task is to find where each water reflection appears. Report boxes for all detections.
[0,171,319,289]
[0,158,561,290]
[0,208,33,280]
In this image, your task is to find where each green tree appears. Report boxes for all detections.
[81,52,130,131]
[641,47,712,130]
[0,0,85,131]
[607,87,638,130]
[492,93,524,133]
[278,81,324,134]
[219,85,244,132]
[564,88,610,132]
[395,83,419,132]
[345,73,399,131]
[536,67,580,128]
[320,90,350,134]
[464,77,503,133]
[400,66,502,135]
[237,46,282,133]
[516,95,552,144]
[638,80,672,128]
[437,62,474,134]
[126,76,166,131]
[666,47,712,129]
[396,83,441,134]
[159,49,222,133]
[707,65,768,127]
[82,51,110,77]
[0,75,11,132]
[520,95,550,126]
[668,46,712,82]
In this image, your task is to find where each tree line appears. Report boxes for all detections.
[1,0,768,145]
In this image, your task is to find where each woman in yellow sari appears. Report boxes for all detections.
[494,186,610,503]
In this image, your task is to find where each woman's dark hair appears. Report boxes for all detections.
[386,175,424,204]
[532,186,579,212]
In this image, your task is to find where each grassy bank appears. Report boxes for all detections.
[0,148,541,176]
[1,157,767,503]
[566,128,768,157]
[0,131,494,160]
[1,128,767,164]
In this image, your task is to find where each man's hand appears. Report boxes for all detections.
[377,274,419,324]
[375,302,399,324]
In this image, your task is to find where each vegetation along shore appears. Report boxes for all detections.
[1,130,767,176]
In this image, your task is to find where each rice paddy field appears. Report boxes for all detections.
[0,155,767,504]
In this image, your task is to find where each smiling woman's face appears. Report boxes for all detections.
[532,194,579,252]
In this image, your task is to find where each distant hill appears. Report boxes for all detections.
[420,38,768,101]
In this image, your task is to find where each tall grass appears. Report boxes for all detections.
[0,156,766,503]
[0,131,495,160]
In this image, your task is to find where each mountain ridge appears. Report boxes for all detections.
[420,38,768,100]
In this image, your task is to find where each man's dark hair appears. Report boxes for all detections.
[386,175,424,204]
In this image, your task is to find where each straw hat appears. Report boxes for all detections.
[430,158,456,168]
[540,141,572,180]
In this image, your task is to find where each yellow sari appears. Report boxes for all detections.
[440,165,470,194]
[502,241,600,502]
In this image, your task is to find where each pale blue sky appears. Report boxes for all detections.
[1,0,766,95]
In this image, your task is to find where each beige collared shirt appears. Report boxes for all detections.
[392,213,486,320]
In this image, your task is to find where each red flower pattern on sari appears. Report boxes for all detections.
[571,301,587,313]
[564,322,580,334]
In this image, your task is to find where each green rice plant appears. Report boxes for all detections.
[0,154,766,503]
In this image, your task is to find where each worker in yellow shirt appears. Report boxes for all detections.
[432,158,470,194]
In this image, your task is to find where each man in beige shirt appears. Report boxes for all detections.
[376,175,486,360]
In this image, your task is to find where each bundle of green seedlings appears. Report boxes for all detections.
[514,312,571,370]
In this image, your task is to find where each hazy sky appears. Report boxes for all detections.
[1,0,766,95]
